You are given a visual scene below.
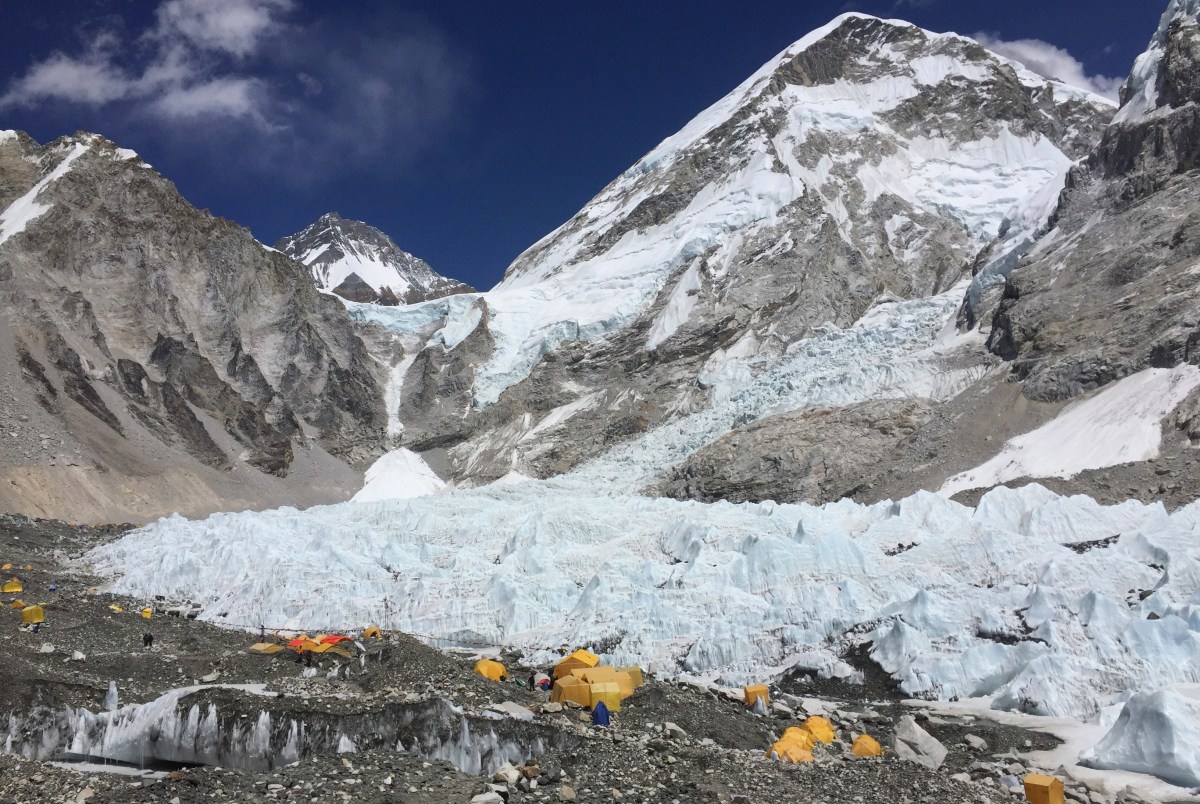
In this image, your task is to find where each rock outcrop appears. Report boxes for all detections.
[988,1,1200,401]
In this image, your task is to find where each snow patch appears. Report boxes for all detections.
[941,366,1200,496]
[352,449,446,503]
[0,142,89,247]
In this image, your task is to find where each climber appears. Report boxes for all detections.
[142,632,154,649]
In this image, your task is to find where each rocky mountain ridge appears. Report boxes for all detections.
[0,132,388,523]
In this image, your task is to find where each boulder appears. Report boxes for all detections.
[893,715,948,770]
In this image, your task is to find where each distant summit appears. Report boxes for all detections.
[277,212,474,306]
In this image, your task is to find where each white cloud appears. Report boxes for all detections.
[974,32,1124,101]
[0,0,292,122]
[0,2,467,181]
[153,0,293,58]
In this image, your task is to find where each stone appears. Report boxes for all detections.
[488,702,534,722]
[541,702,563,713]
[558,787,577,802]
[471,794,505,804]
[964,734,988,752]
[494,763,521,786]
[893,715,948,770]
[664,722,687,739]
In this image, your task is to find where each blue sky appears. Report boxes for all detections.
[0,1,1166,290]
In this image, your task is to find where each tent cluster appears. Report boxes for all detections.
[277,634,354,658]
[766,715,882,763]
[549,650,644,713]
[4,575,46,627]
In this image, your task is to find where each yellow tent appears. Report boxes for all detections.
[618,666,645,688]
[744,684,769,708]
[363,625,382,639]
[2,579,23,594]
[0,563,10,570]
[551,675,591,707]
[23,565,31,571]
[9,599,26,609]
[801,716,836,745]
[21,605,45,624]
[768,728,815,763]
[248,643,285,655]
[589,681,621,712]
[140,608,153,619]
[107,604,125,613]
[572,666,635,700]
[1024,774,1065,804]
[851,734,883,758]
[474,659,507,682]
[553,648,600,679]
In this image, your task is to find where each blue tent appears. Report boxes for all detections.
[591,701,610,727]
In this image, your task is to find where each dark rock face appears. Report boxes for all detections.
[0,133,388,486]
[656,399,934,504]
[277,212,474,306]
[987,6,1200,402]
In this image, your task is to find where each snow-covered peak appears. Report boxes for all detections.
[277,213,473,306]
[1115,0,1200,123]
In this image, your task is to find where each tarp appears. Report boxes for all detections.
[363,625,382,638]
[317,634,351,645]
[2,579,23,594]
[286,636,311,648]
[744,684,769,707]
[591,700,610,727]
[553,648,600,679]
[534,672,552,690]
[851,734,883,758]
[20,605,45,624]
[474,659,507,682]
[248,642,285,655]
[589,681,621,712]
[551,676,591,707]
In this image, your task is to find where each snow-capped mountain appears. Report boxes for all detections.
[362,12,1113,490]
[277,212,473,306]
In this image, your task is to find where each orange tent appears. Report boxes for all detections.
[318,635,351,645]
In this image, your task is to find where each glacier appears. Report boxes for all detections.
[87,482,1200,725]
